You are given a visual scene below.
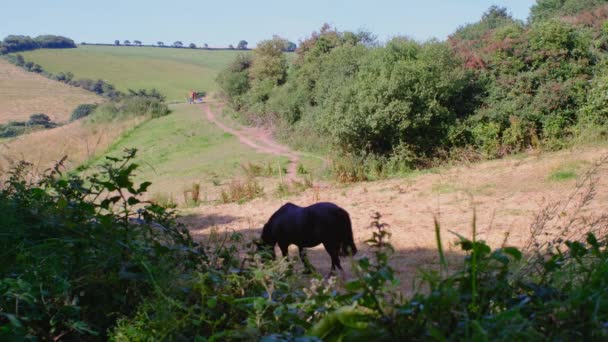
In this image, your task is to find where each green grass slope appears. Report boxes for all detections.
[94,103,288,197]
[20,45,247,101]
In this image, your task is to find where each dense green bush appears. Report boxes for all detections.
[0,150,204,340]
[85,96,170,124]
[121,95,171,118]
[33,35,76,49]
[216,53,253,108]
[0,114,59,138]
[70,103,98,121]
[529,0,608,22]
[0,34,75,54]
[216,1,608,173]
[69,78,121,99]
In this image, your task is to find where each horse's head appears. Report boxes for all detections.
[257,223,276,259]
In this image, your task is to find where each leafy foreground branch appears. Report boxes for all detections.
[1,150,608,341]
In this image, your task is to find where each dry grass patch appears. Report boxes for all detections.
[220,178,264,204]
[0,59,102,124]
[182,146,608,294]
[0,118,142,174]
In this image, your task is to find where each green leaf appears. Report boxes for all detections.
[428,326,447,342]
[500,247,523,261]
[207,297,217,308]
[1,313,22,328]
[586,233,599,249]
[127,197,140,205]
[138,181,152,193]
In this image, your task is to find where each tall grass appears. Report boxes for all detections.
[219,177,263,203]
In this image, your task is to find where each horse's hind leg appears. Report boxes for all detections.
[298,246,315,274]
[322,243,342,275]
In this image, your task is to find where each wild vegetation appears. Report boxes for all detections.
[2,150,608,340]
[4,0,608,340]
[0,34,76,54]
[217,2,608,178]
[0,113,59,138]
[0,59,102,124]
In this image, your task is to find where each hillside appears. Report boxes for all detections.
[181,143,608,294]
[19,46,249,101]
[0,114,142,173]
[0,59,102,123]
[89,103,290,199]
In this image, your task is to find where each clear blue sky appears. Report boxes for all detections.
[2,0,536,47]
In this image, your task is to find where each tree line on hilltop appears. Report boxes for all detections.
[0,35,76,54]
[110,38,297,51]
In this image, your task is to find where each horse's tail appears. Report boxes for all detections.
[340,212,357,257]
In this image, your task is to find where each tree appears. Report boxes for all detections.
[173,41,183,48]
[157,41,164,47]
[34,35,76,49]
[124,40,131,46]
[529,0,605,22]
[250,36,288,85]
[2,35,38,52]
[189,43,197,49]
[285,41,297,52]
[228,44,235,49]
[203,43,209,49]
[115,40,120,46]
[29,113,52,127]
[133,40,142,46]
[216,54,253,103]
[237,40,248,49]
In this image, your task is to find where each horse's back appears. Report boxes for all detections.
[306,202,351,228]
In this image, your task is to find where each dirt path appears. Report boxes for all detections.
[201,102,302,182]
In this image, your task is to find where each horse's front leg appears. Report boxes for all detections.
[298,246,315,274]
[279,244,289,258]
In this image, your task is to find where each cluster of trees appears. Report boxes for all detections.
[0,113,59,138]
[0,35,76,54]
[218,2,608,172]
[115,40,204,48]
[51,70,122,99]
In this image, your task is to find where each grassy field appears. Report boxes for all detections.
[19,46,249,101]
[0,59,102,123]
[87,103,295,201]
[5,46,311,203]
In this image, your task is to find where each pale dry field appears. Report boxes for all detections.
[0,118,142,174]
[180,146,608,294]
[0,59,102,123]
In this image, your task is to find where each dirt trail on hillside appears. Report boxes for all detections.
[201,102,301,181]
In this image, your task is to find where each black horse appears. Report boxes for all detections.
[260,202,357,273]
